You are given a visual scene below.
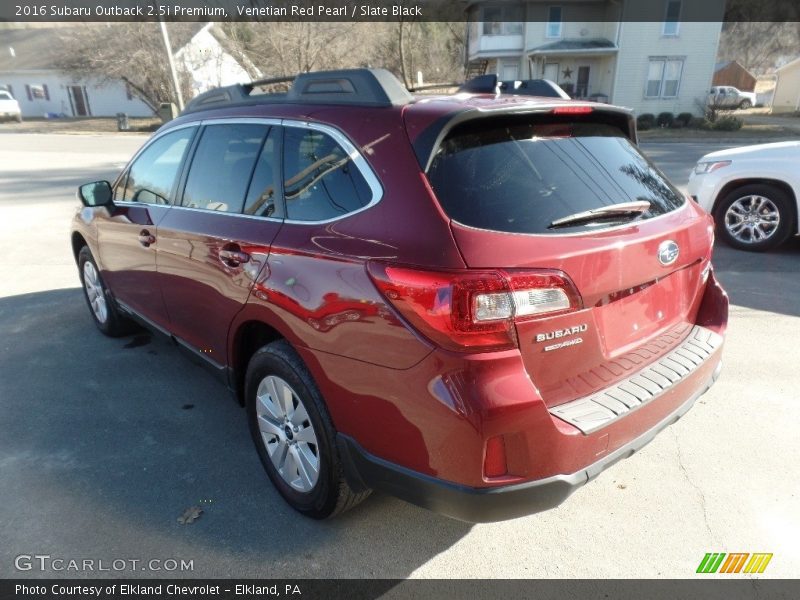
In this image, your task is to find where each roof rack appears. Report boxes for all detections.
[181,68,414,115]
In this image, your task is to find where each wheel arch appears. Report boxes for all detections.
[713,178,799,233]
[229,319,285,406]
[71,231,88,264]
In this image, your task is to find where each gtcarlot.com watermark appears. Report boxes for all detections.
[14,554,194,573]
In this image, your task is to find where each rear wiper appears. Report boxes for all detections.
[548,200,651,229]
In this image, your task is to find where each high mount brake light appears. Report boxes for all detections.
[367,263,582,352]
[551,105,594,114]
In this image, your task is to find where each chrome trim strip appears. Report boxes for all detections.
[549,325,723,434]
[114,117,384,226]
[161,203,283,223]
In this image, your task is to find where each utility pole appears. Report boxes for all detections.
[159,18,184,111]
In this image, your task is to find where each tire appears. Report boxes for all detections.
[15,115,22,123]
[77,246,134,336]
[715,184,793,252]
[738,99,752,109]
[245,340,370,519]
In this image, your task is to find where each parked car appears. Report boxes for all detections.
[0,90,22,122]
[71,69,728,522]
[688,141,800,251]
[708,86,757,110]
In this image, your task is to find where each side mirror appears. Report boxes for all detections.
[77,181,113,207]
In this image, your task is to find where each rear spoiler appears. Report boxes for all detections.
[411,104,638,173]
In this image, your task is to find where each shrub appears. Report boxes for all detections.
[712,115,743,131]
[637,113,656,130]
[689,116,707,129]
[676,112,694,127]
[657,112,675,128]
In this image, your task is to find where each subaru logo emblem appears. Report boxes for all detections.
[658,240,679,266]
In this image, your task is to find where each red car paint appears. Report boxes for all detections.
[71,86,727,513]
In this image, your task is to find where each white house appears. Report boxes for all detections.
[466,0,725,116]
[771,56,800,114]
[0,24,253,119]
[175,23,259,98]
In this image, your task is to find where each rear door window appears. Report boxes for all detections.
[427,119,685,235]
[182,123,269,213]
[243,128,282,218]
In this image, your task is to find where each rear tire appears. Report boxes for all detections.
[715,184,793,252]
[78,246,134,336]
[245,340,370,519]
[15,115,22,123]
[738,99,752,109]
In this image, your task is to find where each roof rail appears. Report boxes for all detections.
[181,68,414,115]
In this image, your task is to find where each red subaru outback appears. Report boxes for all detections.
[71,69,727,522]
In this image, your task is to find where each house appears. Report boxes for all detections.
[712,60,756,91]
[771,57,800,114]
[466,0,725,115]
[0,24,253,119]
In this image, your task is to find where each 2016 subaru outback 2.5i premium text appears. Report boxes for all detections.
[71,69,728,522]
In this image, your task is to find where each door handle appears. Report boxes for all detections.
[219,248,250,267]
[138,230,156,247]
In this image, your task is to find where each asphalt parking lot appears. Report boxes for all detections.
[0,133,798,579]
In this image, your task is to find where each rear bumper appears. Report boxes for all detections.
[338,360,721,523]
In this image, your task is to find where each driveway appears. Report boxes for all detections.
[1,134,798,579]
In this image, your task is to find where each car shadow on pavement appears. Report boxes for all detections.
[0,288,472,579]
[711,237,800,318]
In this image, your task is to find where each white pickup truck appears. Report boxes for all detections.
[0,90,22,123]
[708,86,758,110]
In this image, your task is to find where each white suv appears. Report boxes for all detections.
[0,90,22,123]
[688,141,800,251]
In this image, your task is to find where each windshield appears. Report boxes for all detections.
[427,119,685,235]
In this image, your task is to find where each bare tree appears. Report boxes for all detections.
[223,22,378,77]
[223,20,465,88]
[55,23,194,112]
[375,22,466,87]
[718,22,799,74]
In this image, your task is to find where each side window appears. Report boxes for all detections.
[122,128,194,204]
[282,127,372,222]
[182,123,268,213]
[243,128,282,218]
[112,173,127,202]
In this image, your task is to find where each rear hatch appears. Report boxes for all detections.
[424,109,714,407]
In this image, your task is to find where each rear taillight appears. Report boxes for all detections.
[367,263,581,352]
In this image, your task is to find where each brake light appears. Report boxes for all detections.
[367,263,581,352]
[551,105,594,114]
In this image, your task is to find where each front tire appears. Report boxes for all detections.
[78,246,133,336]
[245,340,370,519]
[715,184,793,251]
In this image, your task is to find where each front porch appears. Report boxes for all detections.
[528,39,618,102]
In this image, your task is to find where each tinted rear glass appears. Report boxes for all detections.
[427,119,685,235]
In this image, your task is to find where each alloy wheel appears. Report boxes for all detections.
[255,375,320,492]
[82,261,108,324]
[724,195,780,245]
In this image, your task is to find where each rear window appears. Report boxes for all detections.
[427,119,685,235]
